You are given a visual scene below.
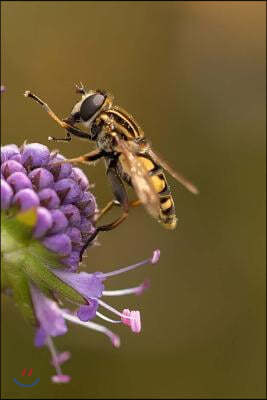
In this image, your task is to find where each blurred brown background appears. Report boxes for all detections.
[1,1,266,398]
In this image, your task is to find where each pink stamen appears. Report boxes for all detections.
[131,311,141,333]
[97,298,131,319]
[109,332,121,348]
[102,279,150,297]
[51,374,71,384]
[151,249,160,264]
[61,310,121,348]
[51,351,71,367]
[121,309,141,333]
[135,279,150,295]
[121,309,131,327]
[98,250,160,279]
[46,336,65,378]
[96,311,121,324]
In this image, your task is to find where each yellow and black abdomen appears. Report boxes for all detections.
[135,155,177,230]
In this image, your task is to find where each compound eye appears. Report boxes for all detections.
[80,94,105,121]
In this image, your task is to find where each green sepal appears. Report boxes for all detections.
[3,261,36,324]
[23,255,86,305]
[1,209,65,270]
[1,208,86,326]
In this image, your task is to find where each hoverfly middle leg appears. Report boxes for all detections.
[48,131,72,143]
[56,149,105,166]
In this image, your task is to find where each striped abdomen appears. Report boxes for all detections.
[119,153,177,230]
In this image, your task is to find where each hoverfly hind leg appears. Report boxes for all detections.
[79,168,130,262]
[95,199,121,222]
[95,166,130,231]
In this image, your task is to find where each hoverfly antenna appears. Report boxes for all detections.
[75,82,86,95]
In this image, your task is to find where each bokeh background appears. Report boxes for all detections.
[1,1,266,399]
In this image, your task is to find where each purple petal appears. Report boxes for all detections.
[1,179,14,209]
[1,144,20,164]
[28,168,54,190]
[21,143,50,169]
[65,227,82,247]
[10,153,22,163]
[77,191,94,210]
[82,203,97,218]
[1,160,26,179]
[80,216,96,239]
[61,251,81,271]
[47,154,72,180]
[60,204,81,227]
[77,299,98,321]
[7,172,32,192]
[70,167,89,190]
[54,178,81,204]
[49,209,68,234]
[53,270,104,299]
[38,188,60,209]
[42,233,72,256]
[34,326,47,347]
[33,207,53,239]
[13,188,40,211]
[30,284,67,341]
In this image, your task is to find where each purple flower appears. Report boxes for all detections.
[1,142,97,269]
[1,179,13,209]
[21,142,50,169]
[28,168,54,190]
[1,142,160,384]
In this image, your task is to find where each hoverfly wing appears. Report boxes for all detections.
[148,148,199,195]
[116,140,161,219]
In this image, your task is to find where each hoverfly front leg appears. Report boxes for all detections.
[24,90,92,141]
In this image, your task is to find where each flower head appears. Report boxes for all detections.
[1,143,96,269]
[1,142,160,383]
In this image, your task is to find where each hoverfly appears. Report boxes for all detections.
[24,84,198,243]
